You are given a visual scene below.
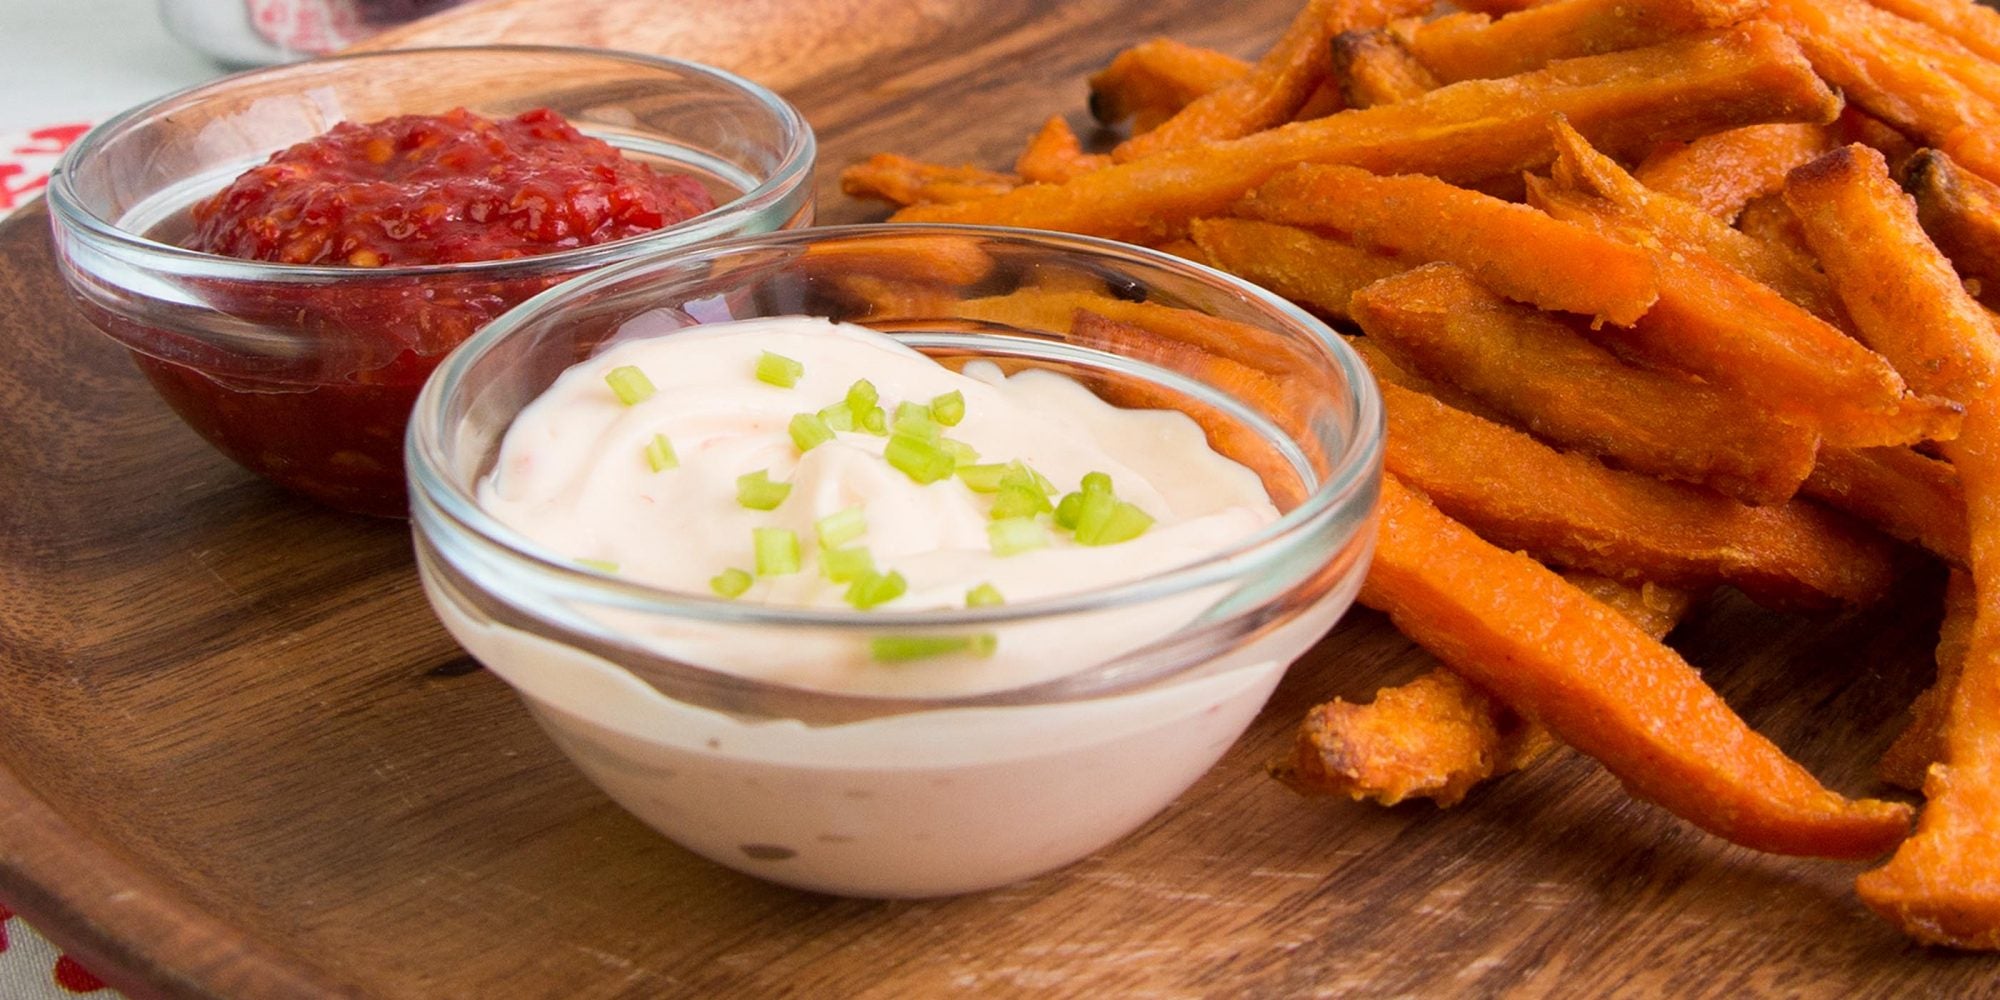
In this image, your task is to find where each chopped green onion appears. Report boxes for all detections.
[1054,491,1083,530]
[604,366,655,406]
[940,437,980,464]
[644,433,679,472]
[755,351,804,388]
[869,633,997,663]
[966,582,1005,608]
[957,463,1010,493]
[789,412,835,453]
[710,568,752,598]
[1077,500,1155,546]
[817,402,856,432]
[1002,461,1057,496]
[892,401,940,442]
[988,516,1048,556]
[989,482,1053,520]
[845,378,879,413]
[844,569,907,609]
[820,545,876,584]
[929,390,965,427]
[576,558,619,574]
[860,406,888,436]
[1070,489,1117,541]
[753,527,801,576]
[1081,471,1114,497]
[815,505,867,548]
[885,433,956,484]
[736,469,793,511]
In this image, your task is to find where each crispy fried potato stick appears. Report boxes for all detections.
[1879,569,1976,790]
[1330,29,1438,108]
[1524,175,1958,448]
[957,288,1312,377]
[1354,263,1817,503]
[1866,0,2000,64]
[1399,0,1765,84]
[1186,218,1407,322]
[1113,0,1433,161]
[1769,0,2000,181]
[840,154,1018,208]
[1785,144,2000,403]
[1545,117,1843,320]
[1278,571,1695,807]
[1903,149,2000,310]
[1804,445,1969,565]
[1362,474,1913,858]
[1014,116,1111,184]
[1733,191,1827,278]
[1375,375,1901,608]
[1087,37,1250,132]
[894,24,1840,242]
[1859,401,2000,948]
[1239,163,1659,324]
[1634,122,1834,220]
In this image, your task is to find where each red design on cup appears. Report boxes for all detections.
[248,0,367,55]
[53,954,109,993]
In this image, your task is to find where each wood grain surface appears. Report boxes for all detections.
[4,0,1999,996]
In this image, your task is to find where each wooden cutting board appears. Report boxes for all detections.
[3,1,1996,996]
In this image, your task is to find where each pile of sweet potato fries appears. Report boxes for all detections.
[842,0,2000,949]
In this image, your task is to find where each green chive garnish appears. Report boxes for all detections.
[860,406,888,436]
[844,568,907,609]
[966,582,1005,607]
[644,433,679,472]
[1003,461,1057,496]
[957,463,1009,493]
[576,558,619,573]
[1077,501,1155,546]
[736,469,793,511]
[820,545,876,584]
[755,351,804,388]
[940,438,980,465]
[789,412,835,453]
[1070,489,1117,540]
[988,516,1047,556]
[816,505,867,548]
[893,401,941,442]
[753,527,801,576]
[845,379,879,413]
[818,402,856,432]
[605,366,655,406]
[1054,491,1083,530]
[885,433,956,484]
[710,568,752,598]
[869,633,997,662]
[929,390,965,427]
[989,482,1053,520]
[1081,471,1114,496]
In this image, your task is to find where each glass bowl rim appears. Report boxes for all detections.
[43,44,817,281]
[407,221,1384,631]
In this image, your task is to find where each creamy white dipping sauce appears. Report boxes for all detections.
[477,316,1280,695]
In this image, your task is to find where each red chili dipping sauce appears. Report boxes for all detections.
[139,107,717,517]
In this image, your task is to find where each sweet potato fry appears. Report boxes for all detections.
[1866,0,2000,65]
[1859,400,2000,948]
[1450,0,1550,13]
[1803,445,1969,565]
[1240,164,1659,324]
[1186,218,1407,322]
[839,153,1018,208]
[1785,144,2000,403]
[1363,474,1913,859]
[1879,569,1976,790]
[1014,116,1111,184]
[1398,0,1766,83]
[1375,376,1901,608]
[1278,571,1695,807]
[1330,29,1438,108]
[1113,0,1432,162]
[1544,117,1843,319]
[1734,191,1826,276]
[1633,123,1835,220]
[1087,37,1249,132]
[1354,263,1817,503]
[895,24,1841,242]
[1524,175,1956,448]
[1902,148,2000,309]
[957,287,1315,378]
[1293,80,1347,121]
[1769,0,2000,181]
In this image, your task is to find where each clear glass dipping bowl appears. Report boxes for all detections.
[407,224,1383,897]
[47,46,815,517]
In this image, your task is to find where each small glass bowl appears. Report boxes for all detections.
[407,224,1383,897]
[47,46,815,517]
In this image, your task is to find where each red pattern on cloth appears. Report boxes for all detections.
[0,123,91,215]
[53,956,106,994]
[0,904,121,997]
